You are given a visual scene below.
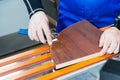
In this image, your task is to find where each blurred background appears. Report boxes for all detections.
[0,0,57,36]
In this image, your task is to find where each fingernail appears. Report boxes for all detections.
[114,51,119,54]
[99,44,101,47]
[99,53,104,56]
[49,42,52,45]
[41,40,46,44]
[30,38,34,40]
[99,52,103,56]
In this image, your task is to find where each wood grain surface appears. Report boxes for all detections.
[51,20,102,69]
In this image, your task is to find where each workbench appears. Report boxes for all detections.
[1,43,116,80]
[0,0,117,80]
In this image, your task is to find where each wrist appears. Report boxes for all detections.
[30,9,44,18]
[112,14,120,30]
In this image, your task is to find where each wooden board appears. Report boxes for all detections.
[50,20,102,69]
[0,45,50,66]
[35,54,117,80]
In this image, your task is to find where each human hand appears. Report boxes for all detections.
[28,11,52,45]
[99,27,120,55]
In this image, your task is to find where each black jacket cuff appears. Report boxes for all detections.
[23,0,44,18]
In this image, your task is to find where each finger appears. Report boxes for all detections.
[107,40,117,54]
[99,38,111,56]
[32,24,40,42]
[28,23,35,40]
[42,22,52,45]
[28,28,34,40]
[99,32,105,47]
[114,42,120,54]
[37,25,46,44]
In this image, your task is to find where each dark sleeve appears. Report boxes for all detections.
[111,13,120,30]
[23,0,44,18]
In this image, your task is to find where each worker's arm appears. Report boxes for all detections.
[23,0,44,17]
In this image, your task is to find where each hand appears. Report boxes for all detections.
[28,11,52,45]
[99,27,120,55]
